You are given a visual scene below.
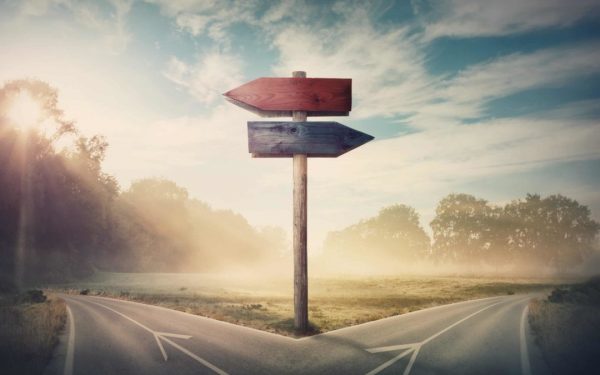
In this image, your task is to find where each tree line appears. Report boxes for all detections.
[0,80,284,289]
[323,193,599,274]
[2,79,598,287]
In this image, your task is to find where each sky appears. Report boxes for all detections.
[1,0,599,254]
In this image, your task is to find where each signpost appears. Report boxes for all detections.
[225,71,373,333]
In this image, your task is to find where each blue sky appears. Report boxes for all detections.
[1,0,599,253]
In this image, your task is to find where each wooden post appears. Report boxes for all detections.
[292,70,308,332]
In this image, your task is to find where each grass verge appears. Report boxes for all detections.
[0,290,66,375]
[528,276,600,374]
[52,272,559,337]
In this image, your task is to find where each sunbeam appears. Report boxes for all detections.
[5,91,43,131]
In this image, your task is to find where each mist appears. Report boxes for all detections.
[313,195,599,279]
[1,80,598,291]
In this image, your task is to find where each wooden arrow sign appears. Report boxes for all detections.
[248,121,373,157]
[224,78,351,117]
[225,71,372,334]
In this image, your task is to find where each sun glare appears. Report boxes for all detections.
[6,91,44,130]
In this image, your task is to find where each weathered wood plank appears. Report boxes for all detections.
[248,121,374,157]
[291,71,308,333]
[224,77,351,117]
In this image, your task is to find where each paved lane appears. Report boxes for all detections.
[49,294,548,375]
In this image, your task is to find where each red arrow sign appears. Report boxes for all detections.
[224,77,351,117]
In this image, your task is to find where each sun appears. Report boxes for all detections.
[5,91,44,130]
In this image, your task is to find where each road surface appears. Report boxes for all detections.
[46,294,549,375]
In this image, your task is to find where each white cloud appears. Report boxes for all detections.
[410,42,600,125]
[13,0,133,54]
[260,0,295,24]
[443,43,600,103]
[16,0,62,16]
[105,0,134,53]
[271,5,600,128]
[143,0,218,16]
[175,13,210,35]
[163,52,244,105]
[314,117,600,193]
[421,0,600,40]
[147,0,260,47]
[271,6,431,120]
[150,0,600,128]
[306,114,600,243]
[104,103,250,173]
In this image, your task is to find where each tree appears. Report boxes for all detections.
[430,193,599,271]
[323,204,430,273]
[504,194,599,270]
[114,178,194,271]
[113,178,285,272]
[430,193,498,265]
[0,79,118,286]
[0,79,289,284]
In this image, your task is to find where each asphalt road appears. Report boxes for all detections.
[46,294,549,375]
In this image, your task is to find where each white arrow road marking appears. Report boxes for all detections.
[153,332,193,361]
[365,299,507,375]
[365,344,418,375]
[366,343,415,353]
[86,299,229,375]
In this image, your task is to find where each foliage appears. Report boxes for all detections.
[323,204,430,273]
[430,193,599,269]
[504,194,599,269]
[0,79,285,286]
[547,276,600,305]
[108,178,283,272]
[324,193,598,273]
[19,290,47,304]
[430,194,497,265]
[0,80,118,286]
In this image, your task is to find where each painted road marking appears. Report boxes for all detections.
[85,299,229,375]
[520,304,532,375]
[63,305,75,375]
[365,299,506,375]
[366,347,416,375]
[366,343,415,353]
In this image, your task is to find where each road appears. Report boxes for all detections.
[46,294,549,375]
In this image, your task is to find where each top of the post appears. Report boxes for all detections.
[292,71,306,78]
[292,71,307,122]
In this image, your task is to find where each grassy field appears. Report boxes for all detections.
[48,272,563,336]
[0,291,66,374]
[528,277,600,373]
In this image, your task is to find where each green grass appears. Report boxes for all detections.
[0,291,66,374]
[50,272,562,337]
[528,277,600,373]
